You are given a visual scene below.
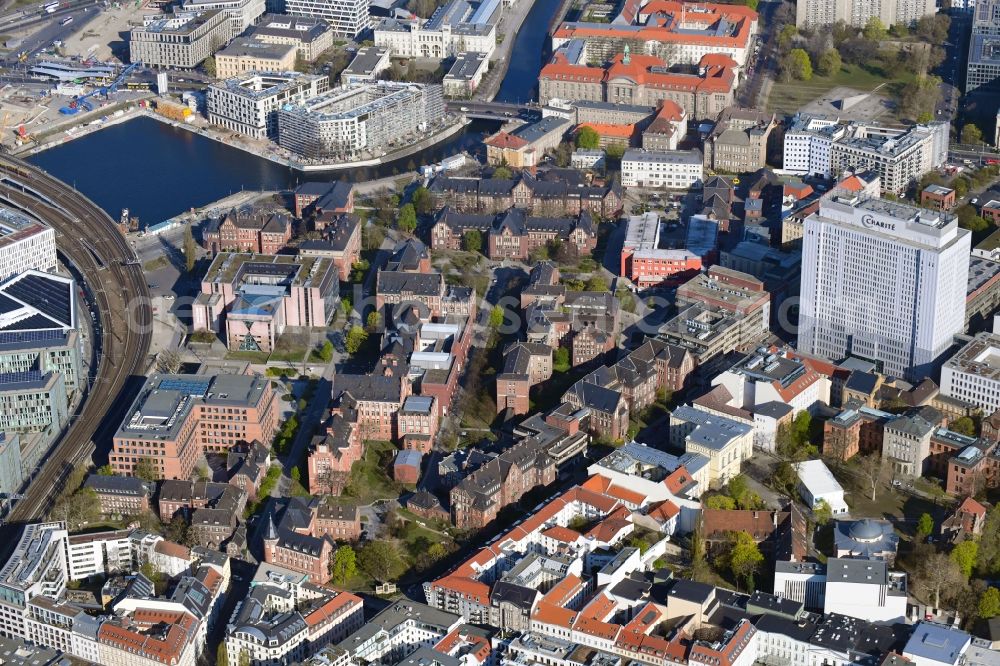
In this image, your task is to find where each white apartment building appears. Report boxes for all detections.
[828,122,949,195]
[940,332,1000,414]
[181,0,265,40]
[783,115,845,177]
[207,72,328,139]
[799,195,971,381]
[277,81,445,160]
[796,0,935,27]
[621,149,704,189]
[374,0,499,59]
[0,210,56,281]
[0,523,69,640]
[65,530,133,582]
[285,0,369,38]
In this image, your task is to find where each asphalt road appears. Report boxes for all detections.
[0,156,151,524]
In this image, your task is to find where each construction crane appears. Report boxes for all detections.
[59,62,141,115]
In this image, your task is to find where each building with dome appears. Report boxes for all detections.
[833,518,899,563]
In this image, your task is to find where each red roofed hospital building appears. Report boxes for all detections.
[550,0,757,68]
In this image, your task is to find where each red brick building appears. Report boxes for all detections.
[431,208,597,261]
[263,515,334,585]
[202,210,292,255]
[307,415,362,495]
[314,502,362,541]
[294,181,354,218]
[496,342,553,415]
[920,184,955,211]
[394,449,422,484]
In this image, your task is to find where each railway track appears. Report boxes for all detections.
[0,156,151,523]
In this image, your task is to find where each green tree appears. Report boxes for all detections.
[239,649,251,666]
[331,545,357,586]
[584,275,609,291]
[366,311,382,333]
[183,224,197,273]
[956,204,990,233]
[816,48,842,77]
[980,586,1000,618]
[166,515,190,545]
[863,17,887,41]
[951,540,978,579]
[488,304,504,329]
[778,24,796,51]
[95,464,115,476]
[716,531,764,591]
[291,467,301,484]
[345,325,368,355]
[784,48,813,81]
[203,55,216,78]
[492,165,512,179]
[553,346,570,372]
[318,339,334,362]
[575,125,601,150]
[771,461,799,496]
[628,535,651,554]
[962,123,984,145]
[950,416,976,436]
[813,500,833,526]
[978,504,1000,576]
[917,513,935,541]
[134,458,159,482]
[217,643,230,666]
[358,541,402,582]
[411,186,433,215]
[704,494,737,510]
[462,229,482,253]
[397,204,417,234]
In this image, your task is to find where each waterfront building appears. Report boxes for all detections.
[277,81,445,161]
[621,148,703,189]
[193,253,339,352]
[550,0,757,68]
[214,38,297,79]
[443,51,489,97]
[129,9,231,69]
[208,72,328,139]
[285,0,370,38]
[250,14,334,61]
[0,208,56,280]
[703,107,776,174]
[484,117,569,169]
[181,0,265,39]
[798,194,971,381]
[539,48,737,121]
[110,372,279,480]
[373,0,499,59]
[795,0,934,27]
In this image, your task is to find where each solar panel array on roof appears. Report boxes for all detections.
[4,274,72,327]
[1,314,57,332]
[0,330,66,345]
[157,377,212,395]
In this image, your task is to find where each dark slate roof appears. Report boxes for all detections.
[277,528,327,557]
[565,379,622,413]
[667,579,714,604]
[845,371,880,395]
[376,270,443,296]
[333,373,403,403]
[85,475,151,496]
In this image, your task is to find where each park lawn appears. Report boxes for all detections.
[342,440,401,503]
[767,62,915,116]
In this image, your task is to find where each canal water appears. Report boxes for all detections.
[27,0,564,226]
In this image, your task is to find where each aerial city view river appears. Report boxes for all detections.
[27,0,561,225]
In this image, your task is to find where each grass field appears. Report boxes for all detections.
[767,62,913,116]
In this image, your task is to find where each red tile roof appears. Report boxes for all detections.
[485,132,528,150]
